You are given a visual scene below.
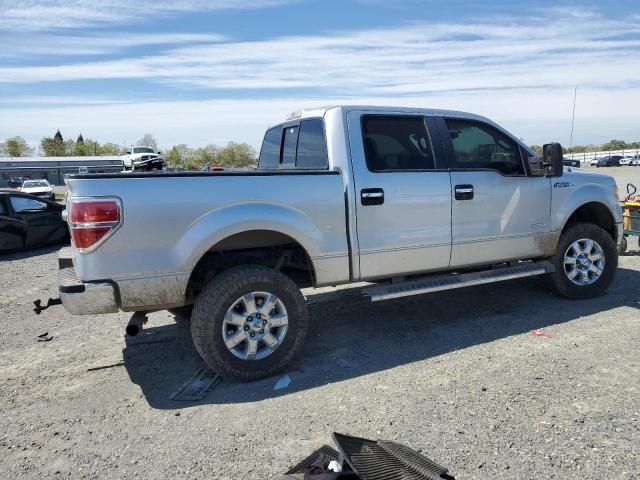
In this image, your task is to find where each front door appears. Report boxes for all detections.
[348,112,452,280]
[439,117,552,267]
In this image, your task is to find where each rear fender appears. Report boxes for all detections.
[178,202,334,278]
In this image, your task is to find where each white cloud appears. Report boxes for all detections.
[1,11,639,97]
[1,8,639,148]
[0,33,226,58]
[0,0,300,30]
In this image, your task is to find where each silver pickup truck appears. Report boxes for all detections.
[57,105,623,381]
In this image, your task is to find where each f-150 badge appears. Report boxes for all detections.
[554,182,574,188]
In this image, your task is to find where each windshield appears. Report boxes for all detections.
[133,147,155,154]
[22,180,49,188]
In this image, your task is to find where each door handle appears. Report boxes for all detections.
[454,184,474,200]
[361,188,384,206]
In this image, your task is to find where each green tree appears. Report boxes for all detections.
[166,144,192,168]
[0,136,34,157]
[166,146,182,167]
[190,144,219,170]
[99,143,125,156]
[40,129,66,156]
[75,133,86,155]
[137,133,158,152]
[529,145,543,155]
[217,142,256,168]
[64,139,76,156]
[601,139,627,151]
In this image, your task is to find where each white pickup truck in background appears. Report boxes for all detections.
[56,105,623,381]
[121,146,165,171]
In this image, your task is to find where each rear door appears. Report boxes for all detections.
[438,117,551,267]
[347,112,452,280]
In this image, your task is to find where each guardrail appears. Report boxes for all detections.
[565,149,640,161]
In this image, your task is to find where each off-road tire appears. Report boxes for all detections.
[618,235,627,255]
[191,265,309,381]
[549,222,617,299]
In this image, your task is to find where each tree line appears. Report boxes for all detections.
[0,131,257,169]
[4,131,639,165]
[530,139,640,155]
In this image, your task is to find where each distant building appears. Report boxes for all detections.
[0,156,123,185]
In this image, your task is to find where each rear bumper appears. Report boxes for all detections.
[58,248,119,315]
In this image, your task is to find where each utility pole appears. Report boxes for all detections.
[569,86,577,155]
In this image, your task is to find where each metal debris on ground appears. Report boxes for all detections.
[87,361,125,372]
[170,368,222,401]
[37,332,53,342]
[531,330,552,339]
[274,374,291,390]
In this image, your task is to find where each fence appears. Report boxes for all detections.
[565,149,640,162]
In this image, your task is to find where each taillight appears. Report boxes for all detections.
[69,198,122,251]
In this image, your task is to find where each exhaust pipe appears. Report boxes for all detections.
[126,311,148,336]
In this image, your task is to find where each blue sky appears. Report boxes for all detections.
[0,0,639,150]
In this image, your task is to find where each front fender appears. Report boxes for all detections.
[551,183,622,233]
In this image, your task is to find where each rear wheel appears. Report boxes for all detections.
[549,222,617,299]
[191,265,309,381]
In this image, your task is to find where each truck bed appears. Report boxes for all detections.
[64,169,349,310]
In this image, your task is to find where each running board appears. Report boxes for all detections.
[363,261,555,302]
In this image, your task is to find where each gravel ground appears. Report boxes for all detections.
[1,166,639,480]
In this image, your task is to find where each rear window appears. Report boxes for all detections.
[281,126,299,166]
[258,118,328,170]
[296,119,328,169]
[259,128,281,169]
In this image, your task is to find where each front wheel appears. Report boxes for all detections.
[549,222,617,299]
[191,265,309,381]
[618,235,628,255]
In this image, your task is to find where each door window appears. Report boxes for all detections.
[10,196,47,213]
[445,119,524,175]
[0,201,6,215]
[362,116,437,171]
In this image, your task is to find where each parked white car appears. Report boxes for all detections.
[620,157,634,166]
[631,157,640,166]
[590,158,599,166]
[20,179,55,200]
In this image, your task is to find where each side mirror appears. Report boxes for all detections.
[157,151,162,155]
[543,142,564,177]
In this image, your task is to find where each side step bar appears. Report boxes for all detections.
[363,261,555,302]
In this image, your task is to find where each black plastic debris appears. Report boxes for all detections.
[33,298,62,315]
[283,433,455,480]
[333,433,454,480]
[37,332,53,342]
[285,445,341,475]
